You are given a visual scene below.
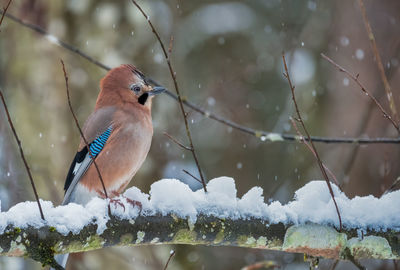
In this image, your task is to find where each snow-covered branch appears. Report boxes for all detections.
[0,177,399,266]
[0,214,399,265]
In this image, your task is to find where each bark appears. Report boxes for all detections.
[0,214,398,267]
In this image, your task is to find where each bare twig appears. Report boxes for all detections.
[182,169,203,184]
[168,36,174,57]
[163,250,175,270]
[283,53,342,231]
[60,60,111,216]
[329,260,339,270]
[357,0,398,122]
[2,11,400,144]
[382,176,400,196]
[131,0,207,192]
[349,257,366,270]
[49,258,65,270]
[321,53,400,133]
[0,0,12,31]
[289,117,340,187]
[0,12,111,71]
[0,90,45,220]
[340,92,380,190]
[163,132,191,151]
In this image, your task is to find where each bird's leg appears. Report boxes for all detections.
[96,189,143,212]
[96,190,126,211]
[110,191,142,213]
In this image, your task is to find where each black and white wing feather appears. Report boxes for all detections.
[62,126,112,205]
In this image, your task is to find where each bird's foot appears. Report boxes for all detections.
[110,197,126,211]
[110,191,142,213]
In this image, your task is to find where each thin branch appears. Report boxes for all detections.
[168,36,174,57]
[357,0,399,123]
[349,257,366,270]
[0,0,12,31]
[283,53,342,231]
[182,169,203,184]
[0,90,45,220]
[2,11,400,144]
[131,0,207,192]
[340,90,381,191]
[163,132,192,151]
[163,250,175,270]
[60,60,111,216]
[329,260,339,270]
[321,53,400,133]
[382,176,400,196]
[0,12,111,71]
[49,259,65,270]
[289,117,340,187]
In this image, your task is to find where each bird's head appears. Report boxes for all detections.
[99,64,166,108]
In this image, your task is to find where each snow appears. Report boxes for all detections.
[0,177,399,236]
[45,34,61,46]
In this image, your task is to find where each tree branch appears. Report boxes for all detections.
[1,11,399,144]
[130,0,207,192]
[289,117,340,187]
[357,0,399,123]
[0,215,398,264]
[163,250,175,270]
[321,53,400,133]
[0,90,45,220]
[283,53,342,231]
[0,0,12,31]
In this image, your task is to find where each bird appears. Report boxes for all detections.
[53,64,165,269]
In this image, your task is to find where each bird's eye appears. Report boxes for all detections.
[130,84,141,94]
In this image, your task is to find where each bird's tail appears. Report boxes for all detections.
[50,253,69,270]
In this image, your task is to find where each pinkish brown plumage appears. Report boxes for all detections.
[54,64,165,269]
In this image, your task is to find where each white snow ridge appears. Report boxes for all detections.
[0,177,399,235]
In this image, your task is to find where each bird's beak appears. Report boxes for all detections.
[147,86,166,96]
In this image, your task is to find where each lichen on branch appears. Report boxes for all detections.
[0,214,398,267]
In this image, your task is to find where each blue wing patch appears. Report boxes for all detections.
[64,126,113,193]
[89,126,112,157]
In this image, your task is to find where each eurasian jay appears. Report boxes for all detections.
[54,64,165,269]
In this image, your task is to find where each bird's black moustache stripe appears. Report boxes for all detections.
[138,93,149,105]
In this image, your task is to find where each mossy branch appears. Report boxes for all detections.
[0,214,399,267]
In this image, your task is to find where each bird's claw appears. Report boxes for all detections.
[110,198,126,211]
[109,191,142,213]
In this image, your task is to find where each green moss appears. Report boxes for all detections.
[173,229,197,244]
[214,230,225,244]
[256,236,267,247]
[267,238,283,250]
[49,227,56,232]
[237,235,251,246]
[35,242,56,267]
[85,235,105,251]
[246,236,256,246]
[120,234,133,245]
[14,227,21,234]
[60,236,104,254]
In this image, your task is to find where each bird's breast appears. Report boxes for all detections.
[79,110,154,195]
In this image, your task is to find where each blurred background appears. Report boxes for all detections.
[1,0,399,269]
